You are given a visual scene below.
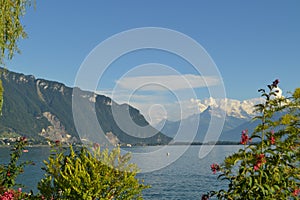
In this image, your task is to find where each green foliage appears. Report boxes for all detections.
[0,0,34,65]
[0,139,149,199]
[0,136,38,199]
[0,137,34,190]
[209,81,300,199]
[38,144,149,199]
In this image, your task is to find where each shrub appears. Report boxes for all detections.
[208,81,300,199]
[0,137,33,189]
[0,137,35,199]
[38,143,149,199]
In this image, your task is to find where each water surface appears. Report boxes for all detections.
[0,145,240,199]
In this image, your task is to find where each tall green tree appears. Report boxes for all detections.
[0,0,33,64]
[0,0,33,112]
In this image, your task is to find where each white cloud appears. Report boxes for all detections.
[96,74,220,124]
[115,74,220,91]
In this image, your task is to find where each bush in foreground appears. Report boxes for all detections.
[0,140,149,199]
[206,81,300,199]
[38,143,149,199]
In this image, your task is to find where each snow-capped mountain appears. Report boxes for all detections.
[155,97,264,142]
[191,97,264,119]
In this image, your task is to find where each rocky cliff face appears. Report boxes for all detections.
[39,112,78,144]
[0,68,171,145]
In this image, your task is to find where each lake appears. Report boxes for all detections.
[0,145,240,199]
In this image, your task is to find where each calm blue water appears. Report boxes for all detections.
[0,145,240,199]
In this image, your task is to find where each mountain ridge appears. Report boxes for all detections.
[155,98,264,142]
[0,68,171,145]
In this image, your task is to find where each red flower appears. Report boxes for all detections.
[253,154,266,171]
[55,140,60,146]
[272,79,279,87]
[253,165,259,171]
[0,189,15,200]
[201,194,209,200]
[240,129,251,145]
[270,130,275,144]
[6,171,10,177]
[20,136,27,142]
[93,142,100,150]
[270,136,275,144]
[210,163,220,174]
[293,188,300,196]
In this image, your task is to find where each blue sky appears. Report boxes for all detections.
[6,0,300,123]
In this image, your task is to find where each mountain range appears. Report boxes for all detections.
[0,68,265,145]
[0,68,171,145]
[155,98,264,142]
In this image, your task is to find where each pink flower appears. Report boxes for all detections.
[20,136,27,142]
[293,188,300,197]
[210,163,220,174]
[253,165,259,171]
[93,142,100,150]
[0,190,15,200]
[270,130,275,144]
[240,129,251,145]
[272,79,279,87]
[270,136,275,144]
[253,154,266,171]
[18,188,22,193]
[201,194,209,200]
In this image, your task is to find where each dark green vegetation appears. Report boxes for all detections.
[0,68,171,145]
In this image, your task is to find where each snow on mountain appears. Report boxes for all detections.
[155,97,265,142]
[190,97,264,119]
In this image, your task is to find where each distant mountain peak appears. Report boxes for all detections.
[191,97,263,119]
[155,97,264,142]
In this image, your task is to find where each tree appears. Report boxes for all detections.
[0,137,35,199]
[208,80,300,199]
[0,0,33,112]
[0,0,33,65]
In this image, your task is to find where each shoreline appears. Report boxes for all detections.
[0,141,241,148]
